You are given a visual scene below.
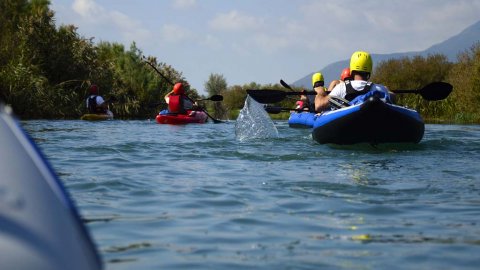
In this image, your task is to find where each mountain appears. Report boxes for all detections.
[293,20,480,89]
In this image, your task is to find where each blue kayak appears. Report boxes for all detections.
[0,105,102,270]
[312,96,424,145]
[288,112,317,128]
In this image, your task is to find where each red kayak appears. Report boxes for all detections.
[155,110,208,124]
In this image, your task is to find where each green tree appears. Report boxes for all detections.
[447,43,480,122]
[372,54,453,120]
[204,73,227,119]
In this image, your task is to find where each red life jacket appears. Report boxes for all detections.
[295,100,305,110]
[168,95,186,114]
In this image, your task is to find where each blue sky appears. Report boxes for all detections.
[51,0,480,94]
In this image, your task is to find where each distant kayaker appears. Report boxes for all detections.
[86,84,111,115]
[295,96,307,111]
[315,51,395,112]
[164,82,198,114]
[297,72,326,111]
[327,67,352,91]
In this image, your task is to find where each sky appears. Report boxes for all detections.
[50,0,480,94]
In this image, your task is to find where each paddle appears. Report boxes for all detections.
[198,94,223,102]
[143,57,224,123]
[280,79,294,91]
[142,57,175,86]
[147,95,223,108]
[247,82,453,103]
[246,89,317,104]
[264,105,309,114]
[390,81,452,101]
[185,96,224,123]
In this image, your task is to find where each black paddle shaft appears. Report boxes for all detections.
[246,89,317,103]
[248,82,452,103]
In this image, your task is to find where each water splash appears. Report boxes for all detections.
[235,96,279,141]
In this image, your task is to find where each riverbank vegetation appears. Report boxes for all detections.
[1,1,479,123]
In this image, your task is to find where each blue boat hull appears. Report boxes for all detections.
[288,112,317,128]
[312,97,425,145]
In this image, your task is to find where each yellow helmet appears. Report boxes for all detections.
[350,51,372,73]
[311,72,324,87]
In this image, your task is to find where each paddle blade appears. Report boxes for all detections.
[264,106,284,114]
[420,82,453,101]
[280,79,293,90]
[246,89,287,103]
[208,95,223,101]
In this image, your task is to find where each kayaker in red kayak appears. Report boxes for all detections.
[164,82,198,115]
[314,51,394,112]
[86,84,110,114]
[327,67,352,92]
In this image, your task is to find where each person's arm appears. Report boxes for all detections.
[314,91,330,112]
[164,90,174,103]
[327,80,340,92]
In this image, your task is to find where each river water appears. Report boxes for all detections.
[21,116,480,269]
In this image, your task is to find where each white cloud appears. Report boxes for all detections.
[209,10,264,31]
[172,0,196,10]
[251,33,290,54]
[110,11,151,43]
[200,34,223,50]
[72,0,102,19]
[71,0,151,44]
[161,24,193,43]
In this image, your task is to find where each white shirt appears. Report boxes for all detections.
[330,80,390,99]
[86,95,105,108]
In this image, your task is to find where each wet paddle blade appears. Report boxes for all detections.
[391,82,453,101]
[246,89,287,103]
[264,106,284,114]
[419,82,453,101]
[208,94,224,102]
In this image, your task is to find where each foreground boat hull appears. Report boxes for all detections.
[0,105,102,270]
[155,110,208,124]
[312,97,424,145]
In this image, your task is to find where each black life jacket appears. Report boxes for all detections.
[344,80,373,101]
[87,95,106,114]
[307,96,315,112]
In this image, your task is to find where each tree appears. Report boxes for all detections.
[204,73,227,119]
[447,43,480,122]
[372,54,453,119]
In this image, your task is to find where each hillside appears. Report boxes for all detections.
[293,20,480,88]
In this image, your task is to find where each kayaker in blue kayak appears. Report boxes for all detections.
[164,82,198,115]
[314,51,395,112]
[296,72,326,111]
[86,84,112,115]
